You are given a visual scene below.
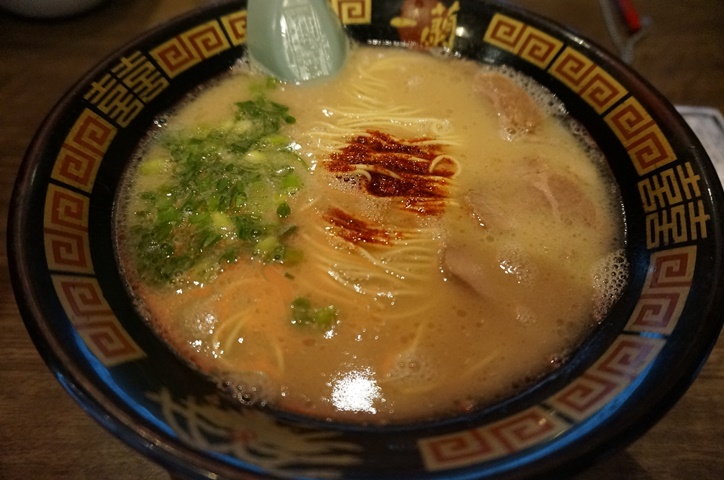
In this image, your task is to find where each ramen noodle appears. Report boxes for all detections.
[116,47,628,423]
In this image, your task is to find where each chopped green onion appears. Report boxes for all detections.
[125,79,305,286]
[290,297,338,328]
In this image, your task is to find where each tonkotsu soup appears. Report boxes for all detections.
[116,47,628,424]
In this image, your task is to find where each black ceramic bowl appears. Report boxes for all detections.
[9,1,724,479]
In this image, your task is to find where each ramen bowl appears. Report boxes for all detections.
[8,0,724,479]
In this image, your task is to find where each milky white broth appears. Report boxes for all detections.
[117,47,627,423]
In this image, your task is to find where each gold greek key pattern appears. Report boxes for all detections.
[593,335,664,380]
[484,13,563,69]
[151,20,231,78]
[43,185,92,273]
[220,9,248,45]
[647,245,697,288]
[548,46,595,87]
[548,46,627,114]
[604,97,654,141]
[605,97,677,175]
[629,130,676,175]
[487,408,567,451]
[548,336,664,421]
[51,109,116,193]
[75,316,145,367]
[629,290,688,334]
[52,275,112,319]
[43,230,93,274]
[419,407,567,470]
[545,371,624,422]
[51,275,144,366]
[627,246,695,335]
[44,184,89,233]
[330,0,372,25]
[421,429,504,470]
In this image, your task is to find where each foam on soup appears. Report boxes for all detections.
[116,47,627,423]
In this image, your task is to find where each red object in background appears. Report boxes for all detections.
[615,0,642,33]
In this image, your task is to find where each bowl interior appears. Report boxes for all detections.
[9,0,724,479]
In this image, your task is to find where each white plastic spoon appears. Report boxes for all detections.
[246,0,348,83]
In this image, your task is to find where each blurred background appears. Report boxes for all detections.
[0,1,721,479]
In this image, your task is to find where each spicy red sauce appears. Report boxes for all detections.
[325,130,456,216]
[323,207,403,245]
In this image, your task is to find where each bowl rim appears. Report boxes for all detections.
[8,0,724,478]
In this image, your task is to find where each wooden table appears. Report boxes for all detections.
[1,1,722,478]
